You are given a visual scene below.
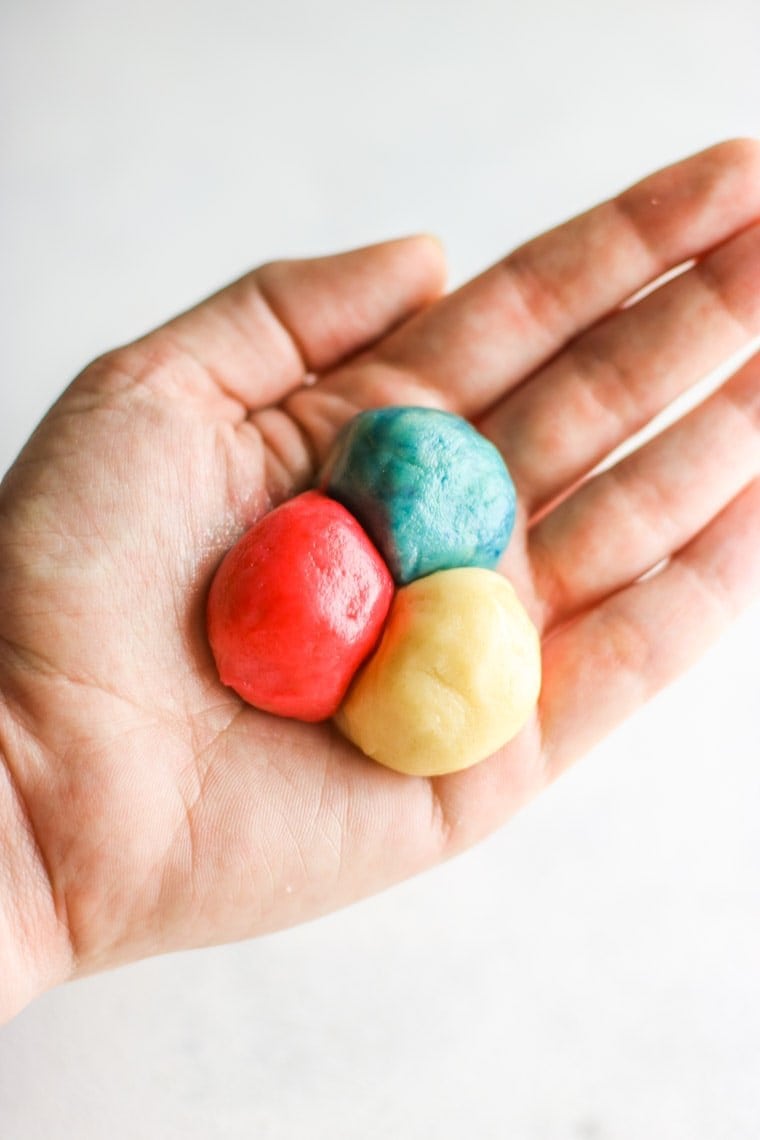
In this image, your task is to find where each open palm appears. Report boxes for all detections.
[2,141,759,1020]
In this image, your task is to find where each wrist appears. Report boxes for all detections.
[0,704,74,1023]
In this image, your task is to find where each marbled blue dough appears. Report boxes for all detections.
[321,407,517,585]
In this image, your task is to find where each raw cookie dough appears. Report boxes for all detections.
[321,406,516,585]
[207,490,393,721]
[335,567,541,776]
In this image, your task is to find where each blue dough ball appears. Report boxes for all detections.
[321,407,517,585]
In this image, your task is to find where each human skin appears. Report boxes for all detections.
[1,140,759,1023]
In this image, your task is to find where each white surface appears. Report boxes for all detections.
[1,1,759,1137]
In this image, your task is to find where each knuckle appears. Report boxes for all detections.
[82,336,184,396]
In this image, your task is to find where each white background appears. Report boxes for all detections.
[1,1,759,1136]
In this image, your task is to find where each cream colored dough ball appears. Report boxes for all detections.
[335,567,541,777]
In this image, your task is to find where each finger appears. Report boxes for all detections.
[530,351,760,629]
[321,139,760,417]
[140,236,447,410]
[482,218,760,512]
[539,477,760,780]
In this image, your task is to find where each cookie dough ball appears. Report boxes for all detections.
[321,407,516,585]
[207,491,394,721]
[335,567,541,776]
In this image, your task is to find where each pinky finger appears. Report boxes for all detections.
[540,478,760,780]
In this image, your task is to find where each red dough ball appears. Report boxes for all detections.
[207,490,394,721]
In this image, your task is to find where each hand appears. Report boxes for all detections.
[2,140,759,1021]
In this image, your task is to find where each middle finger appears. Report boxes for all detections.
[480,220,760,513]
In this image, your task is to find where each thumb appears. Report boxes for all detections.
[144,235,447,409]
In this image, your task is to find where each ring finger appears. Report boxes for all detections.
[529,351,760,632]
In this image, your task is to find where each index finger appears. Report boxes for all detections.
[332,139,760,418]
